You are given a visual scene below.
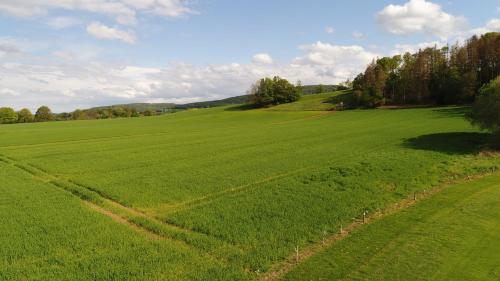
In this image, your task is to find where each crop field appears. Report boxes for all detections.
[1,92,499,280]
[283,173,500,281]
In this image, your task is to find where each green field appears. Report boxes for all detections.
[283,173,500,281]
[1,92,498,280]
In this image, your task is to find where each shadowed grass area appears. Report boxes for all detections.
[403,132,493,155]
[432,106,471,118]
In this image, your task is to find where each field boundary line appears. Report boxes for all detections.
[161,139,394,217]
[258,170,499,281]
[160,166,314,215]
[83,201,164,241]
[0,131,173,149]
[0,153,244,264]
[341,178,498,281]
[66,178,244,250]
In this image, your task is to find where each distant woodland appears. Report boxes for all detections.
[351,32,499,107]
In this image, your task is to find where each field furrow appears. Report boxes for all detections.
[2,97,499,280]
[0,153,246,267]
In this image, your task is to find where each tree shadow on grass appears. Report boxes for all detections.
[323,92,353,105]
[431,107,471,118]
[224,104,258,111]
[403,132,495,155]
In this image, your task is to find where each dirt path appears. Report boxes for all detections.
[257,171,497,281]
[84,201,165,241]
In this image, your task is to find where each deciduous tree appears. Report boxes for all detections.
[248,76,301,107]
[467,76,500,135]
[0,107,17,124]
[17,108,33,123]
[35,106,53,122]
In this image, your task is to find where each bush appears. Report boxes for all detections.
[248,76,301,107]
[0,107,17,124]
[467,76,500,135]
[72,109,86,120]
[143,109,155,116]
[17,108,33,123]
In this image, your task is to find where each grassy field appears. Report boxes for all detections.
[0,162,244,281]
[282,173,500,281]
[1,91,498,280]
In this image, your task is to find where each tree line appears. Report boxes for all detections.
[352,32,499,107]
[0,105,159,124]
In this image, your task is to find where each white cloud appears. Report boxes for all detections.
[252,53,274,65]
[46,17,82,29]
[389,17,500,57]
[293,42,377,68]
[0,37,25,59]
[325,26,335,34]
[0,40,381,112]
[486,19,500,30]
[392,41,446,55]
[451,18,500,42]
[376,0,468,39]
[141,0,197,18]
[86,22,136,44]
[352,31,364,39]
[0,88,20,96]
[0,0,196,25]
[0,2,46,18]
[0,1,136,25]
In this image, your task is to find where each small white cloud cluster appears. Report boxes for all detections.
[487,19,500,30]
[252,53,274,65]
[391,41,446,55]
[0,37,23,58]
[376,0,468,39]
[0,0,195,24]
[352,31,364,40]
[86,22,136,44]
[46,17,82,29]
[293,42,377,68]
[0,1,195,44]
[325,26,335,34]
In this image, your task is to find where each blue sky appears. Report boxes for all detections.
[0,0,499,111]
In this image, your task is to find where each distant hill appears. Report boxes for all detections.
[91,84,342,112]
[300,84,341,95]
[91,103,176,113]
[174,94,249,109]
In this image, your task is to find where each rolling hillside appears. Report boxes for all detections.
[1,91,498,280]
[88,85,340,113]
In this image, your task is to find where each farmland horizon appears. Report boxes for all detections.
[0,0,499,112]
[1,1,499,281]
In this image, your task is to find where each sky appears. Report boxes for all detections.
[0,0,499,112]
